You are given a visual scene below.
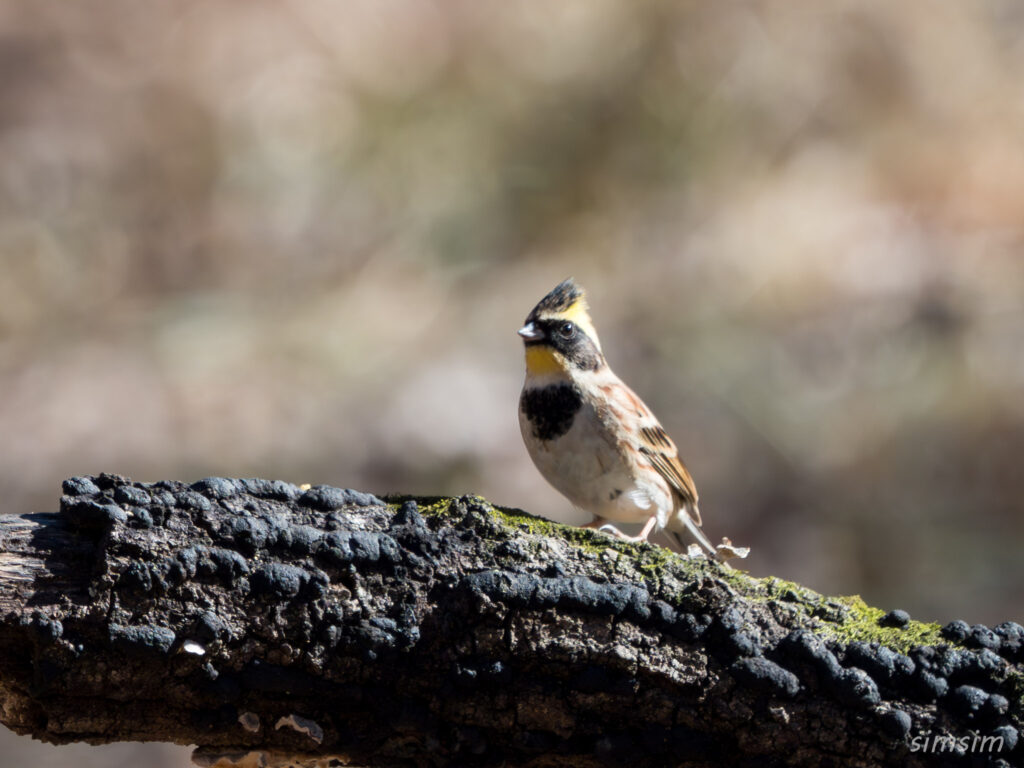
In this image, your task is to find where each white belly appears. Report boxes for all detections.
[519,396,669,525]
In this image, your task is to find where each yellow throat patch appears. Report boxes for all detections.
[524,344,566,377]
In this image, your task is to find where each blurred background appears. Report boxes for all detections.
[2,0,1023,764]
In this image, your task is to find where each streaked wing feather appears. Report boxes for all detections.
[604,379,702,524]
[638,428,699,505]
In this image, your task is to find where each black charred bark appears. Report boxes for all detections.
[0,475,1020,767]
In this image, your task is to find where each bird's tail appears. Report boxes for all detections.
[667,506,720,561]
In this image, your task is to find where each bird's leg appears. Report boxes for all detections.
[633,515,658,542]
[587,516,658,543]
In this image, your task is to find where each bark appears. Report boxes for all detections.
[0,474,1020,768]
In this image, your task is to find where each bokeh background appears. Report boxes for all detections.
[2,0,1023,764]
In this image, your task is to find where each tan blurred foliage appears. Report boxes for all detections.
[2,1,1024,763]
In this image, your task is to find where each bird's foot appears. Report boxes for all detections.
[594,516,658,543]
[581,519,631,539]
[596,523,628,538]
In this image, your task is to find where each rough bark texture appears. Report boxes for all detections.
[0,475,1021,768]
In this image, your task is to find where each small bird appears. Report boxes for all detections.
[517,278,733,559]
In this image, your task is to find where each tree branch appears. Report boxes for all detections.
[0,475,1020,767]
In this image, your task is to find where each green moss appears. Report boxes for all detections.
[382,494,451,515]
[385,494,951,655]
[1006,670,1024,713]
[483,500,735,588]
[824,595,944,652]
[745,576,945,654]
[489,503,568,538]
[756,576,826,606]
[390,494,715,581]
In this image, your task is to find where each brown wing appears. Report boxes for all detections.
[599,377,702,524]
[638,425,699,510]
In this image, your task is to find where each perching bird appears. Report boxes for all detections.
[517,278,729,559]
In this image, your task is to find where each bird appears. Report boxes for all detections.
[517,278,729,559]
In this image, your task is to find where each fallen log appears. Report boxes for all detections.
[0,474,1020,767]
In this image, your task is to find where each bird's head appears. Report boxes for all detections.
[518,278,605,375]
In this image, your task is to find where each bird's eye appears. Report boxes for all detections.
[558,321,576,339]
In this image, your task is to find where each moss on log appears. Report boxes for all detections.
[0,475,1020,767]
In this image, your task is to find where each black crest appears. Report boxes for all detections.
[532,278,582,316]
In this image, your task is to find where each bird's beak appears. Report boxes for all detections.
[517,322,544,341]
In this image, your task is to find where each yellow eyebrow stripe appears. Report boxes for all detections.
[556,301,602,352]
